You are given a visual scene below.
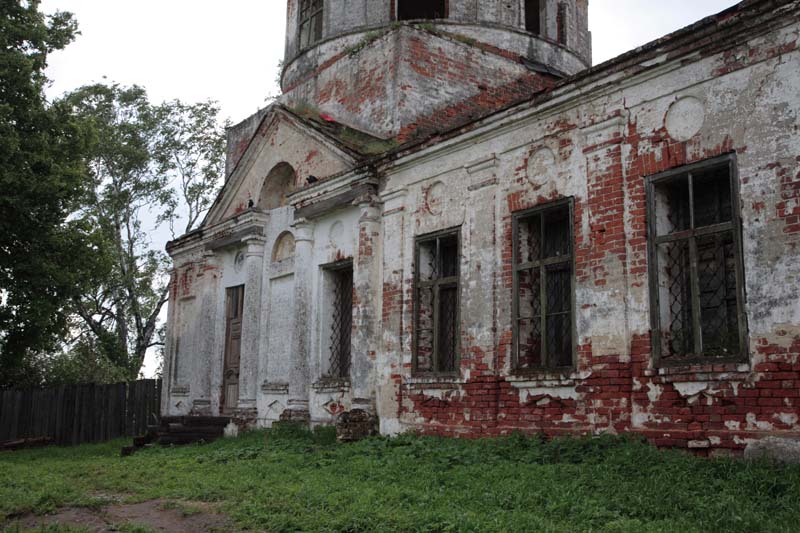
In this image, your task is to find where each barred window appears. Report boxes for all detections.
[324,261,353,379]
[648,155,747,365]
[299,0,323,49]
[414,229,460,374]
[513,200,574,370]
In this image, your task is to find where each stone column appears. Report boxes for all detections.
[282,218,314,422]
[237,237,266,416]
[351,191,382,411]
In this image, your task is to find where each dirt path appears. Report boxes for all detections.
[5,499,234,532]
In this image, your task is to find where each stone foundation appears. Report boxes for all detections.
[336,409,378,442]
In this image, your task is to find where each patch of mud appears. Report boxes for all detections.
[7,507,107,531]
[5,499,234,532]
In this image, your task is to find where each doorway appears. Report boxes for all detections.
[222,285,244,413]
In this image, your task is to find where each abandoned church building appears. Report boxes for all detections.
[162,0,800,453]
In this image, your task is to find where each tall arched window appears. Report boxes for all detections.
[258,163,297,211]
[299,0,323,48]
[397,0,447,21]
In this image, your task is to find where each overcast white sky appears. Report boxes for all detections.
[39,0,740,377]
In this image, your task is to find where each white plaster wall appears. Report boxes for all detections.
[374,16,800,432]
[167,10,800,443]
[256,206,295,426]
[308,207,360,424]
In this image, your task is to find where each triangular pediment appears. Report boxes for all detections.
[204,106,359,226]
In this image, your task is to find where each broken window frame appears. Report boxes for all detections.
[413,228,461,376]
[512,198,576,372]
[323,259,354,380]
[396,0,449,21]
[299,0,324,50]
[647,153,748,367]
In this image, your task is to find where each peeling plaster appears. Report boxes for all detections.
[672,382,711,398]
[164,1,800,452]
[520,387,580,403]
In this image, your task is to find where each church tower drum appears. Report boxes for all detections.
[280,0,591,139]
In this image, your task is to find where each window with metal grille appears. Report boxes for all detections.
[397,0,447,21]
[414,229,459,374]
[299,0,323,49]
[513,200,575,370]
[525,0,542,35]
[648,155,747,365]
[325,262,353,379]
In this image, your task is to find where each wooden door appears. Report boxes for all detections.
[222,285,244,413]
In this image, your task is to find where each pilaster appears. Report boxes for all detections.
[237,237,266,412]
[351,190,382,410]
[283,218,314,421]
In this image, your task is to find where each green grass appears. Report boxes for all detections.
[1,427,799,532]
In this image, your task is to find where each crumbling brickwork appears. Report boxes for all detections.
[164,0,800,453]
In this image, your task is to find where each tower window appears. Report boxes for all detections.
[299,0,323,49]
[397,0,447,21]
[525,0,542,35]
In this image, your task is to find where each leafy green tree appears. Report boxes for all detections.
[62,84,225,380]
[0,1,100,387]
[154,99,227,236]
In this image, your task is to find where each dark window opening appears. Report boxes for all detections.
[398,0,447,21]
[299,0,323,49]
[326,263,353,379]
[414,229,460,374]
[525,0,542,35]
[648,156,747,364]
[513,201,574,370]
[557,3,567,45]
[222,285,245,413]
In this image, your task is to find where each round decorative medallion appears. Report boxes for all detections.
[329,221,344,243]
[527,147,556,184]
[665,96,705,142]
[426,181,445,215]
[234,250,246,273]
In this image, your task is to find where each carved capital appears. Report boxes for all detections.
[291,218,315,243]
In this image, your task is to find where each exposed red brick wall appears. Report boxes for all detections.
[773,160,800,235]
[391,100,800,452]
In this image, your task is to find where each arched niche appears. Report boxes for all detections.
[272,231,296,263]
[259,163,297,210]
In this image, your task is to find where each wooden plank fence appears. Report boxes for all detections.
[0,379,161,446]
